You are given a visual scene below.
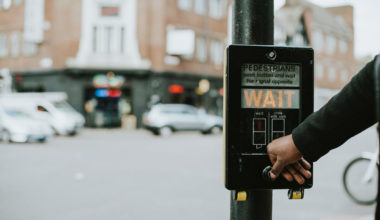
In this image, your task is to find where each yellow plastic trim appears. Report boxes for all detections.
[291,191,302,200]
[236,191,247,201]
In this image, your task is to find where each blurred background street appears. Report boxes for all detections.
[1,0,380,219]
[0,128,377,220]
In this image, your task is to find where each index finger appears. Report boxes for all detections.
[269,158,286,179]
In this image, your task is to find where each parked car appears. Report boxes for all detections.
[143,104,223,136]
[0,106,53,143]
[45,99,85,135]
[0,93,85,136]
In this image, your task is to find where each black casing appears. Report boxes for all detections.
[224,45,314,190]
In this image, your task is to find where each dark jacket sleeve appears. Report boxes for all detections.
[292,56,378,162]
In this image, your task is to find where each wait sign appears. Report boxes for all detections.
[241,89,299,109]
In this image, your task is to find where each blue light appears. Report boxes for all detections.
[95,89,109,98]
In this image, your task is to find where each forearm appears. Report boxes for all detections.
[292,57,378,162]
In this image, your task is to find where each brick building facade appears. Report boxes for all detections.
[275,0,355,108]
[0,0,228,127]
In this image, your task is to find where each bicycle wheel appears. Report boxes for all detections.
[343,157,378,205]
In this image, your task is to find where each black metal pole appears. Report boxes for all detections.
[230,190,272,220]
[232,0,274,45]
[230,0,274,220]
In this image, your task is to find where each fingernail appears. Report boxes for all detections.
[306,171,312,178]
[297,177,305,185]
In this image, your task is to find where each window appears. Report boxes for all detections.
[274,24,286,45]
[0,33,8,58]
[178,0,191,11]
[341,67,348,83]
[315,64,324,80]
[13,0,22,6]
[120,27,125,54]
[210,40,223,65]
[326,34,336,55]
[100,6,120,17]
[24,0,45,43]
[1,0,11,9]
[92,26,98,53]
[194,0,206,15]
[291,33,305,46]
[328,66,336,81]
[23,41,37,56]
[182,107,197,115]
[339,38,348,54]
[196,36,207,62]
[166,29,195,56]
[104,26,113,53]
[312,30,323,52]
[209,0,225,19]
[11,31,19,57]
[91,3,128,56]
[92,25,125,55]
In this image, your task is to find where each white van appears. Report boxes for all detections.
[0,92,85,136]
[0,105,53,143]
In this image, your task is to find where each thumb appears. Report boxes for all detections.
[270,159,286,179]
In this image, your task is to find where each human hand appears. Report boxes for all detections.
[266,134,312,185]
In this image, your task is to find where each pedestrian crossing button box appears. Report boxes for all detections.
[224,45,314,190]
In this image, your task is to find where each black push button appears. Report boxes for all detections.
[262,166,275,182]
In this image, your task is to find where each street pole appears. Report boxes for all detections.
[230,0,274,220]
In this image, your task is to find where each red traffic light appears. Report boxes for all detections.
[168,84,184,94]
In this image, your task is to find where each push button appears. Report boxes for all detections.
[262,166,275,182]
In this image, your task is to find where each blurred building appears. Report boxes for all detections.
[275,0,355,108]
[0,68,12,93]
[0,0,228,127]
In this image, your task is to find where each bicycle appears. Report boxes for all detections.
[343,148,378,205]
